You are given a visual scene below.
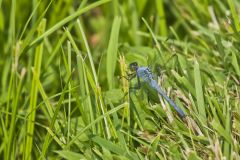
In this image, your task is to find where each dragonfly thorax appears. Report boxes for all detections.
[136,67,153,82]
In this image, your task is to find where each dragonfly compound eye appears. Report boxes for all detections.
[129,62,139,71]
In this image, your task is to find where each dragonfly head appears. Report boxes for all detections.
[129,62,139,71]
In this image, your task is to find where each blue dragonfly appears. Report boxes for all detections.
[128,62,186,119]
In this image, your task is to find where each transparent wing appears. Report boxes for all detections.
[137,67,186,119]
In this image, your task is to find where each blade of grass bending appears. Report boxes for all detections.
[120,129,151,148]
[77,19,99,85]
[45,24,73,69]
[106,16,121,89]
[109,102,128,150]
[66,28,96,133]
[97,89,113,139]
[171,70,196,98]
[206,93,220,124]
[91,135,139,159]
[84,64,112,137]
[24,19,46,160]
[65,103,126,148]
[77,19,114,138]
[137,31,209,54]
[20,0,53,56]
[55,150,85,159]
[29,0,111,48]
[19,0,41,40]
[46,127,65,148]
[39,71,74,159]
[32,67,63,135]
[142,17,163,55]
[45,0,88,69]
[211,119,231,143]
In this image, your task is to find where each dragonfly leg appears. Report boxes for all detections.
[128,73,141,90]
[136,74,141,88]
[146,90,150,103]
[118,73,136,81]
[129,85,141,90]
[129,82,141,90]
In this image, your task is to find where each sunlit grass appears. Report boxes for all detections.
[0,0,240,159]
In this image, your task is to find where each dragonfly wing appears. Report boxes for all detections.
[136,66,186,119]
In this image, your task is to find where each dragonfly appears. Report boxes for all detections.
[128,62,186,119]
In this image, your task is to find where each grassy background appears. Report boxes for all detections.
[0,0,240,159]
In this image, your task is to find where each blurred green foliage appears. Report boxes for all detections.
[0,0,240,159]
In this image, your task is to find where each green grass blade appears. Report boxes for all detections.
[194,60,206,125]
[6,0,16,52]
[91,135,139,159]
[24,19,46,160]
[231,51,240,77]
[66,28,96,133]
[135,0,147,15]
[106,16,121,89]
[142,18,163,55]
[66,103,126,148]
[1,0,240,159]
[6,70,25,160]
[77,19,99,85]
[20,0,53,56]
[227,0,240,31]
[156,0,167,36]
[39,72,73,159]
[29,0,111,47]
[55,150,85,160]
[67,41,72,144]
[211,119,231,143]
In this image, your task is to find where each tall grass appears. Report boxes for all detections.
[0,0,240,159]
